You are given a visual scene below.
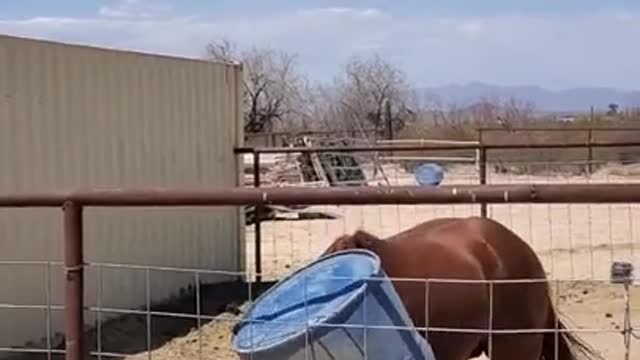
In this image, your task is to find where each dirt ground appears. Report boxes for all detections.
[31,163,640,360]
[120,283,640,360]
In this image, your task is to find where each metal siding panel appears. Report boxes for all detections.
[199,67,214,268]
[235,65,246,276]
[209,66,222,268]
[0,35,243,350]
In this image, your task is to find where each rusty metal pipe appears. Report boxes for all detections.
[69,185,533,205]
[479,147,488,217]
[234,141,640,154]
[3,184,640,207]
[63,202,84,360]
[531,184,640,203]
[0,192,69,207]
[477,127,640,132]
[253,151,263,284]
[245,128,380,138]
[61,184,640,205]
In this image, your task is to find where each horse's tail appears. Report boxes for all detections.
[542,301,603,360]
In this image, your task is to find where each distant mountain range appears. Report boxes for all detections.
[421,82,640,113]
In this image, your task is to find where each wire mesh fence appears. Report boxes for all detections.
[1,260,638,359]
[248,154,640,282]
[0,261,254,360]
[0,261,62,359]
[245,190,640,358]
[250,202,640,282]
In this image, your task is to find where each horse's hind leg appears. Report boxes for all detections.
[487,334,544,359]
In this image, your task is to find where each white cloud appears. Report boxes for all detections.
[457,20,485,38]
[98,0,172,19]
[0,7,639,89]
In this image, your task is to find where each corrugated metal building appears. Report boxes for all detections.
[0,35,245,351]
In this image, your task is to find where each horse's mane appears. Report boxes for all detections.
[321,230,381,256]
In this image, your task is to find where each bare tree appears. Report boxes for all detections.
[430,96,535,129]
[334,53,417,140]
[206,38,308,133]
[500,97,536,126]
[426,98,470,126]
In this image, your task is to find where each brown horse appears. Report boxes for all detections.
[321,216,603,360]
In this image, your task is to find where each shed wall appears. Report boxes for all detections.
[0,35,244,350]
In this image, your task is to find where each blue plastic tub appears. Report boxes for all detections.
[232,249,435,360]
[414,163,445,186]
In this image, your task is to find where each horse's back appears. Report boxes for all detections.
[385,217,493,279]
[388,217,505,281]
[462,216,547,279]
[403,216,546,278]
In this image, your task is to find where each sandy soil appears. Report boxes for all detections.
[38,163,640,360]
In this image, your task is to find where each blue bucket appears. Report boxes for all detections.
[414,163,445,186]
[232,249,435,360]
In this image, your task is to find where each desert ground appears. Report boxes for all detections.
[25,162,640,360]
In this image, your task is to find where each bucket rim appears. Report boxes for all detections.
[232,248,382,354]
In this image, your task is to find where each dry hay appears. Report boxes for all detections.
[125,317,240,360]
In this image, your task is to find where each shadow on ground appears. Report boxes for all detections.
[5,281,276,360]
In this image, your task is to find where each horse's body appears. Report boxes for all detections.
[322,216,602,360]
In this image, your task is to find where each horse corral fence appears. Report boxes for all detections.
[1,184,640,359]
[375,138,482,172]
[230,139,640,359]
[236,140,640,282]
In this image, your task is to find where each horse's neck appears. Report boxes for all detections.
[367,238,396,265]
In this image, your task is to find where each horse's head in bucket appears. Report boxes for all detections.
[321,230,382,257]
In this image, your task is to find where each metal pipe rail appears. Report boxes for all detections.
[234,140,640,154]
[2,184,640,208]
[477,127,640,132]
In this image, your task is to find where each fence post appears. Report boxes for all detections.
[479,146,488,217]
[253,151,263,284]
[63,201,84,360]
[587,128,593,176]
[477,129,488,217]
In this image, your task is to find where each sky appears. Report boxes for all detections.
[1,0,639,90]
